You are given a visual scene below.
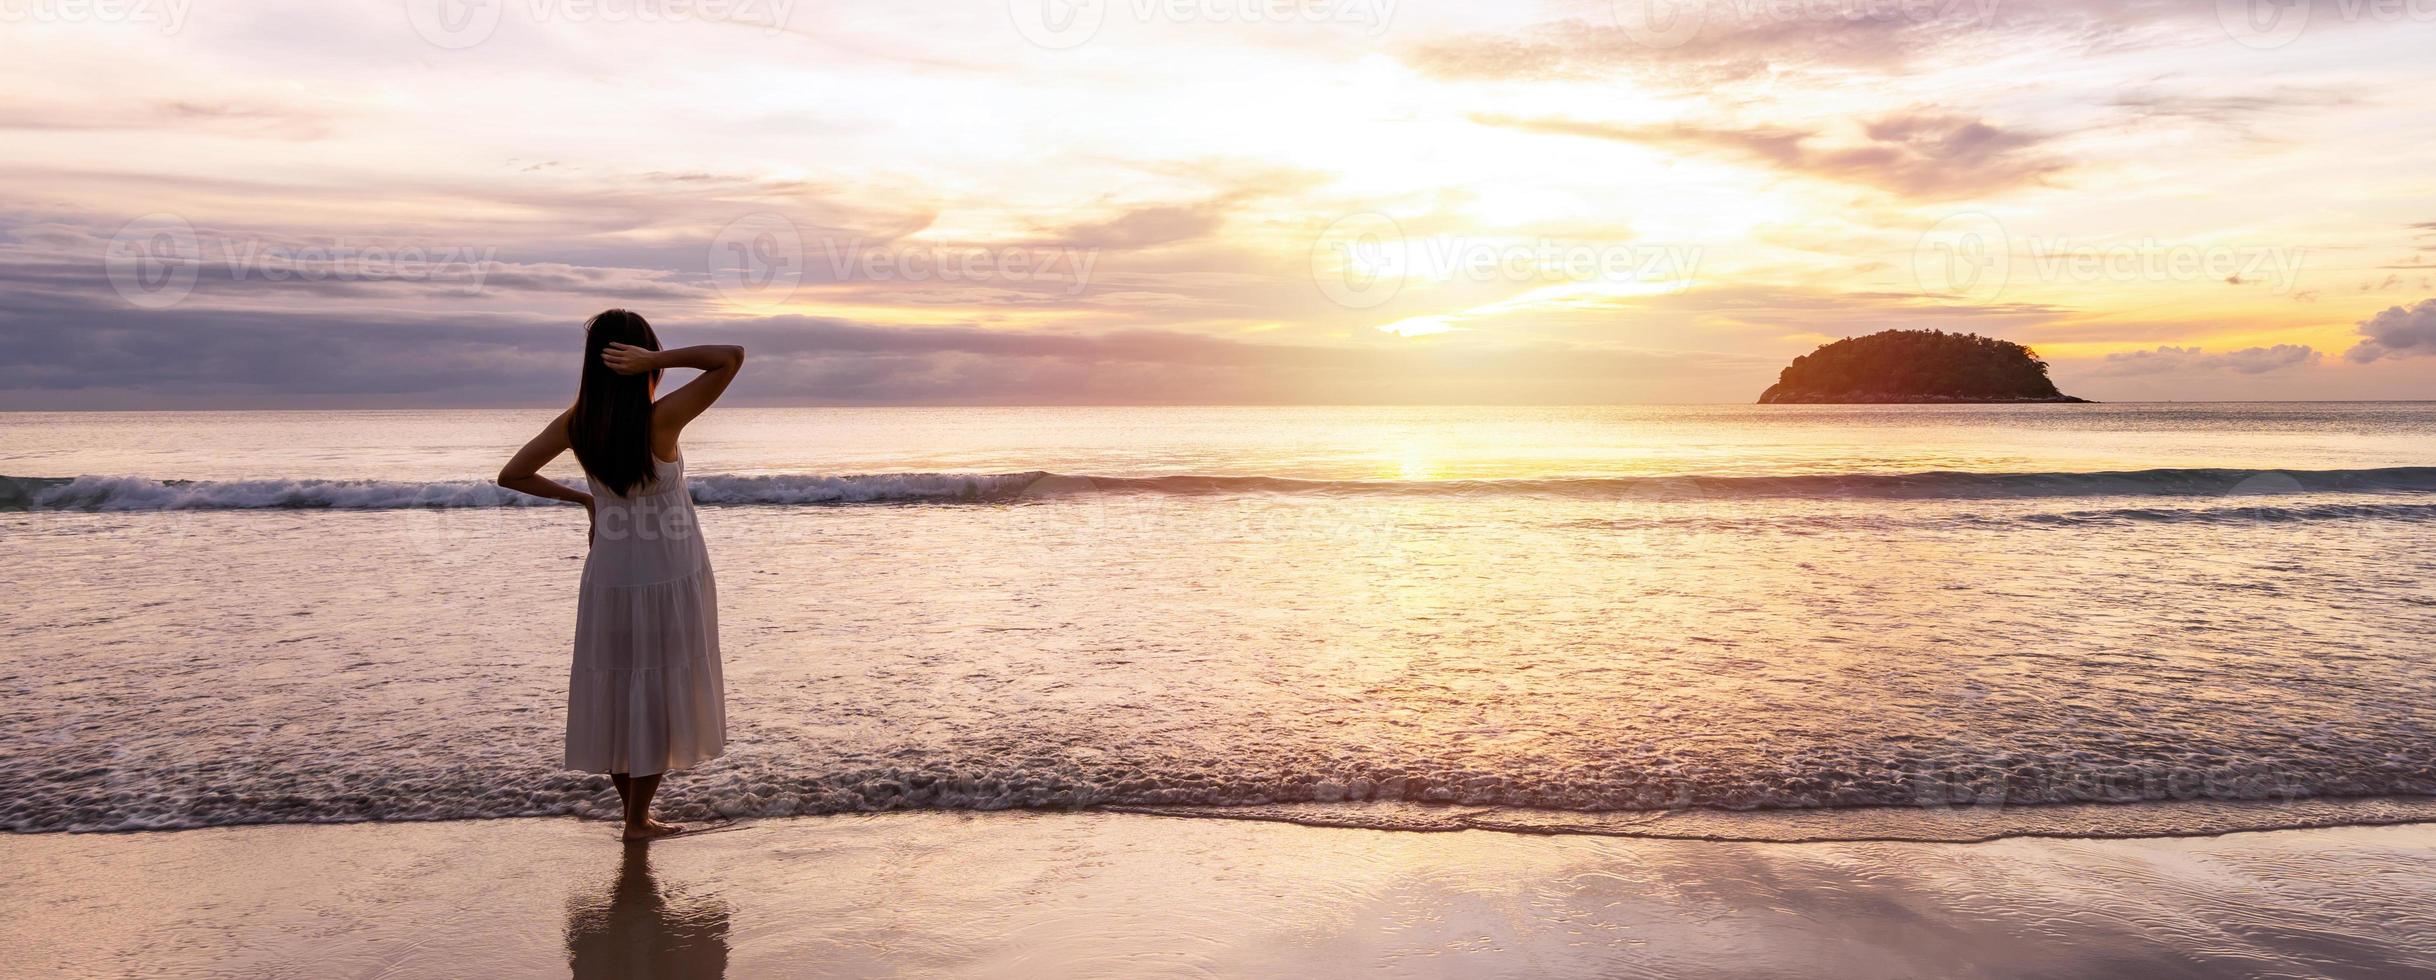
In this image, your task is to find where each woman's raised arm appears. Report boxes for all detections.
[602,343,745,439]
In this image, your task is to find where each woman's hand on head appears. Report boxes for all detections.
[601,343,659,376]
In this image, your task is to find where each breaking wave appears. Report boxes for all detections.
[6,466,2435,512]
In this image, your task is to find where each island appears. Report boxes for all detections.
[1757,329,2091,404]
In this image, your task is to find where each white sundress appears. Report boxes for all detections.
[566,452,726,776]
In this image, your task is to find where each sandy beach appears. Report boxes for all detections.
[9,812,2436,979]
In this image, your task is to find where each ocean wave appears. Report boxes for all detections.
[0,472,1047,511]
[6,466,2436,512]
[12,749,2436,838]
[2008,501,2436,526]
[1555,500,2436,533]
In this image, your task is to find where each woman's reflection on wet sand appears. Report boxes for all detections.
[566,841,731,980]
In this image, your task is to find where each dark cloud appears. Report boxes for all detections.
[0,218,719,311]
[0,294,1772,409]
[1474,109,2063,199]
[2109,87,2349,138]
[0,208,1162,322]
[1608,284,2064,330]
[0,99,334,139]
[1404,9,1984,88]
[1053,205,1228,250]
[1402,2,2389,90]
[2345,298,2436,363]
[2,165,934,255]
[0,162,1329,326]
[2095,344,2322,376]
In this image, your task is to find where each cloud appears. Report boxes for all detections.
[0,217,720,314]
[1053,205,1228,250]
[1403,9,1993,87]
[5,3,2430,405]
[2,164,936,258]
[1394,0,2295,91]
[2345,299,2436,362]
[2094,344,2322,376]
[0,293,1773,408]
[1401,1,2428,90]
[2108,88,2350,139]
[1475,109,2062,199]
[0,99,335,140]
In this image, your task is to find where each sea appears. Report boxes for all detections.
[5,403,2434,840]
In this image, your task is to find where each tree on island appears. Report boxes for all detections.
[1758,329,2089,404]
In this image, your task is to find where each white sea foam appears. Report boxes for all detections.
[0,472,1055,511]
[8,406,2436,839]
[7,467,2435,512]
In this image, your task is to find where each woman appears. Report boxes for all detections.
[498,309,745,841]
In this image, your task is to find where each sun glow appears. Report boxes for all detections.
[0,3,2426,404]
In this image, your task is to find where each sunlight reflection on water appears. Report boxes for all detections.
[1,405,2432,835]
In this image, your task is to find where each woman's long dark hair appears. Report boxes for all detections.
[569,309,663,497]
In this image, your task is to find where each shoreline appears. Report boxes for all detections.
[1112,794,2436,844]
[10,810,2436,978]
[23,794,2436,846]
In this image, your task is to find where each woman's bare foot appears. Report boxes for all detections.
[620,817,686,841]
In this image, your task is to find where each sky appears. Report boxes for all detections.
[2,0,2433,407]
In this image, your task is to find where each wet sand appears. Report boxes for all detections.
[8,812,2436,979]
